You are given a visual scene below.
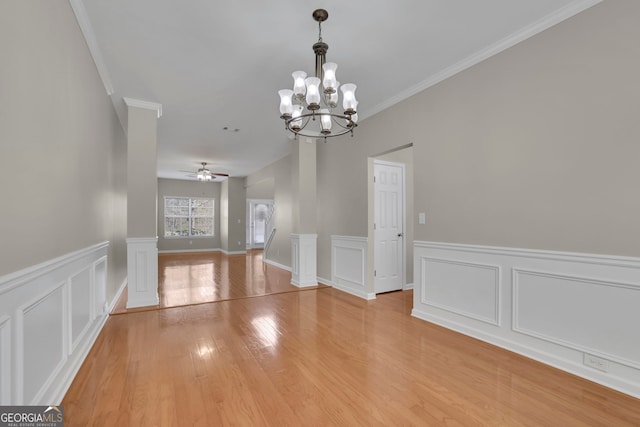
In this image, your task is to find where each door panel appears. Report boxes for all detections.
[374,162,404,293]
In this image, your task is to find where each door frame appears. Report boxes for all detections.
[371,159,406,294]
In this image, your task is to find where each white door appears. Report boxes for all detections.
[374,161,404,293]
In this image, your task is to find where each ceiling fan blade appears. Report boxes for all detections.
[212,173,229,177]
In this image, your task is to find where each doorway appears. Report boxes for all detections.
[246,199,273,249]
[373,160,405,293]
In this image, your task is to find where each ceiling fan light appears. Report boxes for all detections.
[322,62,338,93]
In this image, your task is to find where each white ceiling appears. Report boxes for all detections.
[75,0,599,181]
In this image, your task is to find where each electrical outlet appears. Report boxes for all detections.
[583,353,608,372]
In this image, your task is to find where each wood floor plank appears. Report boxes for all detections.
[63,253,640,426]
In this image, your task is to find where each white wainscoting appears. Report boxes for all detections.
[413,241,640,398]
[0,242,110,405]
[331,236,374,300]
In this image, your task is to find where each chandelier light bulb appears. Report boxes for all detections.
[341,83,357,114]
[322,62,338,93]
[278,89,294,118]
[292,71,307,99]
[327,82,340,108]
[320,109,332,134]
[305,77,321,110]
[291,104,304,131]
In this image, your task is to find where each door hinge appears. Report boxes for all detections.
[373,176,376,183]
[374,270,377,277]
[373,223,376,230]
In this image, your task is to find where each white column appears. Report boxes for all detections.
[124,98,161,308]
[291,233,317,287]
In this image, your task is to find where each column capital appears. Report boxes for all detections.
[123,97,162,118]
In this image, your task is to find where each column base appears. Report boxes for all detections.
[126,237,159,308]
[291,234,318,287]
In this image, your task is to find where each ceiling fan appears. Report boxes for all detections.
[181,162,229,182]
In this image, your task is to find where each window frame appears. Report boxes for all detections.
[163,196,215,238]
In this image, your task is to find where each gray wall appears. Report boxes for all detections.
[245,176,274,200]
[316,0,640,269]
[226,177,247,253]
[255,0,640,282]
[0,0,128,301]
[157,178,221,252]
[246,155,293,267]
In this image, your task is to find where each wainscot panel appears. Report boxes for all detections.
[331,236,374,300]
[413,241,640,399]
[0,242,111,405]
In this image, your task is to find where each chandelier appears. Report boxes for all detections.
[278,9,358,140]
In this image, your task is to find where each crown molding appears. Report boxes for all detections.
[123,98,163,118]
[68,0,114,95]
[360,0,603,121]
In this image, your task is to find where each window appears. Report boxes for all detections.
[164,197,215,237]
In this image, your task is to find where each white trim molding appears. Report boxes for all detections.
[123,97,163,118]
[126,237,159,308]
[220,250,247,256]
[291,234,318,288]
[68,0,114,95]
[108,277,128,314]
[263,258,292,272]
[0,242,110,404]
[158,248,221,254]
[412,241,640,399]
[331,236,374,300]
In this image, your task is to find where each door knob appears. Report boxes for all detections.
[397,233,403,237]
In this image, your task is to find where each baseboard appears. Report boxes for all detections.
[317,276,333,287]
[411,307,640,399]
[263,258,292,272]
[332,281,376,300]
[50,312,109,404]
[107,277,127,314]
[158,248,221,254]
[403,283,414,290]
[221,250,247,255]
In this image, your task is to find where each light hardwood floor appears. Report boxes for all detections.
[63,253,640,426]
[112,250,318,313]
